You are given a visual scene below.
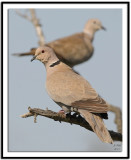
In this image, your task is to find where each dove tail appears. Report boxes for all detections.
[79,109,113,144]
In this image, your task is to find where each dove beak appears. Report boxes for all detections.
[31,55,37,62]
[101,26,106,31]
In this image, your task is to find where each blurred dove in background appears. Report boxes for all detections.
[14,18,106,67]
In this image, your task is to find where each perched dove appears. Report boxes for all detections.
[31,46,113,144]
[14,19,105,67]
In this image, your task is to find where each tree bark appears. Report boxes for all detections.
[21,107,122,142]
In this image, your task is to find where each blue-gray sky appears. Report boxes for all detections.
[9,8,122,152]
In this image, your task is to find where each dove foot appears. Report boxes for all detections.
[58,110,65,114]
[57,110,66,122]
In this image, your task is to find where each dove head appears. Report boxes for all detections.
[83,19,106,40]
[31,46,59,66]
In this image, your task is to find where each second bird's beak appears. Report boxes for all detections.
[31,55,37,62]
[101,26,106,31]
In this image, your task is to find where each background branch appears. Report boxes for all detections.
[21,107,122,142]
[15,9,31,21]
[109,104,122,133]
[16,9,45,46]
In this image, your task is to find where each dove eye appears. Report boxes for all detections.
[42,50,45,53]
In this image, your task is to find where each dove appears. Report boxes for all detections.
[14,19,106,67]
[30,46,113,144]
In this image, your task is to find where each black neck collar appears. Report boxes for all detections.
[49,60,61,67]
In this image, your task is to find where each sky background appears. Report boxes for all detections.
[9,8,122,152]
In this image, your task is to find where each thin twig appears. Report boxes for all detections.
[21,112,33,118]
[20,107,122,142]
[15,9,31,21]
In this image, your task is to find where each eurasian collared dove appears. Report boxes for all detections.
[14,19,105,67]
[31,46,113,144]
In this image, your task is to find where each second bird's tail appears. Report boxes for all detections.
[13,48,36,57]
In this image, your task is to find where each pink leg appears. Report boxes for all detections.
[58,110,65,114]
[57,110,66,120]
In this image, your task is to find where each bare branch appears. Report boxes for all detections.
[29,9,45,46]
[21,107,122,142]
[109,104,122,134]
[15,9,45,46]
[15,9,31,21]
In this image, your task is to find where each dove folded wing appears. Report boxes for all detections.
[46,67,108,114]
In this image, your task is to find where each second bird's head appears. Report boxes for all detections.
[84,18,106,33]
[31,46,57,64]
